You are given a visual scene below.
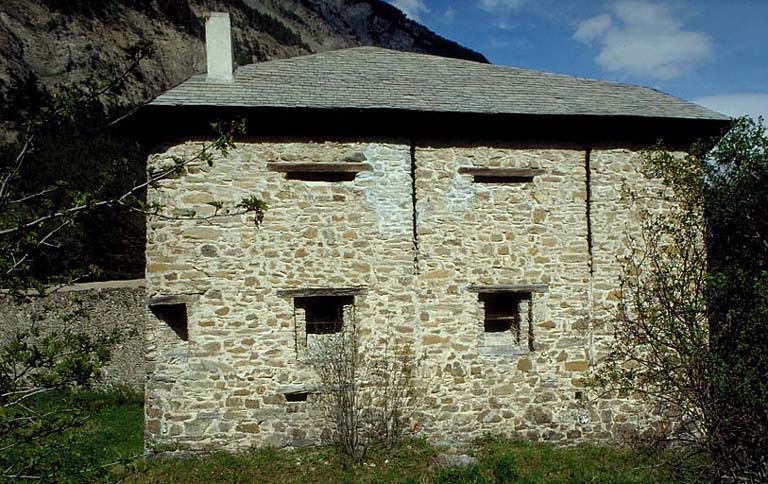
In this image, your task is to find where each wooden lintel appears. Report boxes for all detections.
[277,287,368,298]
[278,384,321,394]
[458,167,545,177]
[467,284,549,294]
[147,295,188,307]
[267,163,372,173]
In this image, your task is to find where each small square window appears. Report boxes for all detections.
[471,285,544,355]
[150,303,189,341]
[479,292,534,351]
[481,293,529,339]
[295,295,353,334]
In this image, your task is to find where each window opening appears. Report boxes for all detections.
[474,175,535,183]
[458,167,545,184]
[284,392,310,402]
[268,162,370,182]
[285,172,356,182]
[481,293,530,340]
[479,292,534,349]
[150,303,188,341]
[295,295,353,334]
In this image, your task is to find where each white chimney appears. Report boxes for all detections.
[205,12,234,83]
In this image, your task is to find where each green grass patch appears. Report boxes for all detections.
[125,436,673,484]
[4,391,678,483]
[475,435,670,483]
[70,387,145,465]
[126,439,438,484]
[1,387,144,482]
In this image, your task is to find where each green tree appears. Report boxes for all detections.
[0,44,265,480]
[704,117,767,480]
[601,117,767,482]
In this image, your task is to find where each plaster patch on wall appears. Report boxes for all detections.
[357,144,412,238]
[445,170,491,212]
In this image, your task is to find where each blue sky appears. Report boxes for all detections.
[386,0,768,122]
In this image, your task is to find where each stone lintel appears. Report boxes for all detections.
[147,294,189,307]
[479,345,528,357]
[267,162,372,173]
[467,284,548,294]
[277,287,367,298]
[198,411,222,419]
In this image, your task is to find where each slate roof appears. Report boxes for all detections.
[150,46,728,121]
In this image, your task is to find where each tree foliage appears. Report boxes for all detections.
[0,305,123,482]
[704,117,768,480]
[601,117,768,481]
[0,43,266,480]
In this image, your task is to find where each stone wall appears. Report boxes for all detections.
[412,144,593,445]
[144,138,670,451]
[0,280,146,389]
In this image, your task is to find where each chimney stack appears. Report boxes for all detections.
[205,12,233,83]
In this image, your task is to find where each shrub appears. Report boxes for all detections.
[305,327,416,465]
[434,464,490,484]
[599,117,768,481]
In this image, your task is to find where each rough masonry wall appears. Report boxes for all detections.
[586,148,676,437]
[412,144,595,445]
[0,282,146,389]
[144,138,669,451]
[145,139,416,450]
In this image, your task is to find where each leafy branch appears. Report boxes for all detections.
[0,38,267,481]
[596,117,768,481]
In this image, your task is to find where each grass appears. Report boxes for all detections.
[124,436,672,484]
[127,439,439,484]
[1,387,144,482]
[474,436,670,484]
[13,390,677,483]
[65,387,145,464]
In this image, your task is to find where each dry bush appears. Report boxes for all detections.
[305,328,416,464]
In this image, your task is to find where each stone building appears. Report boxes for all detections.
[131,13,728,451]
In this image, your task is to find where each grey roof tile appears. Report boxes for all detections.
[150,46,728,121]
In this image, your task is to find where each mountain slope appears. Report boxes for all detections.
[0,0,487,138]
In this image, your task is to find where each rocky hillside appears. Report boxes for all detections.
[0,0,486,137]
[0,0,486,280]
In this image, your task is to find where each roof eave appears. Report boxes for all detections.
[116,105,731,150]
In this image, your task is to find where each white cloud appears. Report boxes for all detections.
[694,93,768,123]
[477,0,525,12]
[574,1,713,80]
[574,14,612,42]
[388,0,429,21]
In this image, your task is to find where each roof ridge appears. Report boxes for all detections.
[233,46,686,98]
[153,46,729,122]
[234,45,491,73]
